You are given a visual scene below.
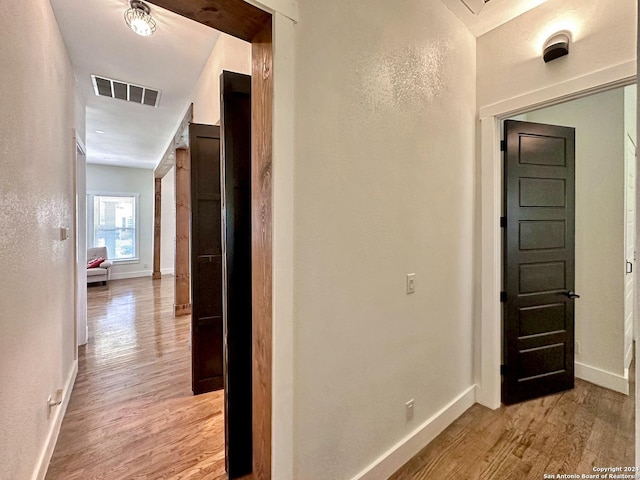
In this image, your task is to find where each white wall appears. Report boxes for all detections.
[191,33,251,125]
[477,0,637,109]
[160,166,175,275]
[86,164,154,280]
[293,0,476,477]
[0,0,78,478]
[522,89,627,388]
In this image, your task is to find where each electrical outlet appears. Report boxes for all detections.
[47,389,63,418]
[406,273,416,294]
[576,340,581,355]
[405,399,414,421]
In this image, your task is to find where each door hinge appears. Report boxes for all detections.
[500,364,509,376]
[500,217,506,228]
[500,140,506,152]
[500,291,507,303]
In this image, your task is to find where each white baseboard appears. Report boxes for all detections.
[575,362,629,395]
[32,359,78,480]
[160,268,174,275]
[110,270,152,280]
[351,385,477,480]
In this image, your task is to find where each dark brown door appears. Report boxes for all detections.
[220,71,252,479]
[502,119,578,405]
[190,123,224,395]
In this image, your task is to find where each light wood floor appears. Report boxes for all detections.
[47,277,635,479]
[46,277,227,480]
[392,366,635,479]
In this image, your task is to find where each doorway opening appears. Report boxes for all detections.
[478,62,637,412]
[501,85,637,405]
[55,0,279,478]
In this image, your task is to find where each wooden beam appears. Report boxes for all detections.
[153,178,162,280]
[146,0,271,42]
[251,21,273,480]
[175,148,191,316]
[155,104,193,179]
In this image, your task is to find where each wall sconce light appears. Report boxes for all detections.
[124,0,157,37]
[543,31,570,63]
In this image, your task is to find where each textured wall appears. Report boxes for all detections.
[0,0,77,478]
[293,0,476,477]
[191,33,251,125]
[524,89,626,378]
[477,0,636,109]
[86,164,154,279]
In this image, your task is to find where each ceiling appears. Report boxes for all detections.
[50,0,549,171]
[50,0,220,169]
[441,0,549,37]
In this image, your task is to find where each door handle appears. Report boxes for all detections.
[564,291,580,299]
[627,261,633,274]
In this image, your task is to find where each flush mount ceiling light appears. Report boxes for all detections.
[124,0,157,37]
[543,31,570,63]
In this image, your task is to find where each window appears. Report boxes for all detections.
[88,193,139,262]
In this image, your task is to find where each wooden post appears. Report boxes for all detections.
[252,21,273,480]
[174,148,191,316]
[152,177,162,280]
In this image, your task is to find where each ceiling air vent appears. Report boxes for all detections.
[461,0,490,15]
[91,75,161,107]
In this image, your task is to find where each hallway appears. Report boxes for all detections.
[46,277,635,480]
[46,277,226,480]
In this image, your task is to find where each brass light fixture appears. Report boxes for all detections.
[124,0,157,37]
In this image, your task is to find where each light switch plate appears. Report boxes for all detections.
[406,273,416,294]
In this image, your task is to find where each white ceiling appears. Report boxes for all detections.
[50,0,220,169]
[441,0,549,37]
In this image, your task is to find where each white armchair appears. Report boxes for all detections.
[87,246,113,285]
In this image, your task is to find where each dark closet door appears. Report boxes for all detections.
[220,71,253,479]
[502,119,577,405]
[190,123,224,395]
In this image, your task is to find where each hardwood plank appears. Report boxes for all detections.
[391,367,635,480]
[146,0,270,42]
[46,277,226,480]
[153,177,162,280]
[251,21,273,480]
[175,148,191,316]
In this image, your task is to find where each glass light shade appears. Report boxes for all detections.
[124,3,156,37]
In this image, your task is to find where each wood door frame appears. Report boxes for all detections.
[145,2,296,478]
[477,60,637,411]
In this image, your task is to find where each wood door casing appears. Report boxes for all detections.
[503,120,576,405]
[190,124,224,395]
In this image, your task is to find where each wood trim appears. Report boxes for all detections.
[251,21,273,480]
[146,0,271,42]
[153,178,162,280]
[175,148,191,317]
[174,303,192,316]
[155,104,193,179]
